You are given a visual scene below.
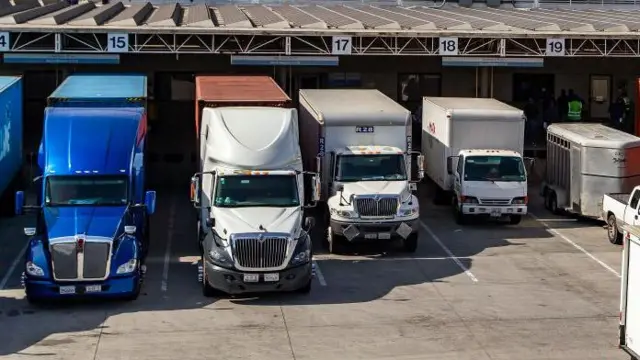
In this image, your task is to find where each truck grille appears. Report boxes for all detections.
[233,237,288,269]
[479,198,511,206]
[51,241,111,280]
[355,197,398,217]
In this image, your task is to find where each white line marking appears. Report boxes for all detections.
[161,200,176,292]
[419,220,479,283]
[530,213,621,278]
[312,260,327,286]
[0,239,29,290]
[313,256,459,261]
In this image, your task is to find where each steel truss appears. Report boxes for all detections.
[6,31,640,57]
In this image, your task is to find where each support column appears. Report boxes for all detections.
[477,66,493,98]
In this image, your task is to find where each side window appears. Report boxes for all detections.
[456,156,464,176]
[630,190,640,209]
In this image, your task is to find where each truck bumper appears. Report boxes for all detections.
[330,218,420,242]
[24,274,140,299]
[203,261,312,295]
[461,204,528,217]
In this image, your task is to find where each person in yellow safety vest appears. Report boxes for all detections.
[566,89,584,121]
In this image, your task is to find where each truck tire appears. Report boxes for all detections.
[197,220,204,253]
[201,255,220,297]
[124,277,142,301]
[402,233,418,253]
[453,200,466,225]
[509,215,522,225]
[545,191,559,215]
[607,214,623,245]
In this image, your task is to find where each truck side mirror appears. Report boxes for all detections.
[205,217,215,228]
[446,157,453,175]
[336,184,344,193]
[304,216,315,230]
[15,191,24,216]
[190,175,200,206]
[145,191,156,215]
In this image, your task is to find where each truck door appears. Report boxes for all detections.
[624,190,640,226]
[453,155,463,195]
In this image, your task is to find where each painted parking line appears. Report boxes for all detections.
[0,239,28,290]
[420,220,479,283]
[529,213,620,278]
[161,199,177,292]
[312,260,327,286]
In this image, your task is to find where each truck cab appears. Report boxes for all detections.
[326,145,423,253]
[448,149,528,225]
[13,75,156,303]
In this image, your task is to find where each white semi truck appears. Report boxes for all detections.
[191,105,320,296]
[422,97,529,225]
[298,89,424,254]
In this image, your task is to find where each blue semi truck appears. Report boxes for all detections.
[0,76,23,217]
[14,74,156,303]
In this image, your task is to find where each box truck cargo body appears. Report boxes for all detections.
[619,225,640,360]
[299,89,424,254]
[0,76,23,216]
[422,97,528,224]
[191,77,318,297]
[15,74,157,303]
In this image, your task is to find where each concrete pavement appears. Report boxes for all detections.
[0,185,628,360]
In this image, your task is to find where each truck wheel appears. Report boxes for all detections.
[546,191,559,214]
[201,255,219,298]
[197,220,203,253]
[453,201,466,225]
[607,215,623,245]
[124,279,141,301]
[509,215,522,225]
[402,233,418,253]
[326,228,345,254]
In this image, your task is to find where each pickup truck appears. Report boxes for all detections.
[603,186,640,245]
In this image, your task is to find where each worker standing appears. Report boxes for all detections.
[566,89,584,121]
[609,88,634,134]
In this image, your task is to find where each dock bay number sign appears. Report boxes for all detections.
[107,33,129,53]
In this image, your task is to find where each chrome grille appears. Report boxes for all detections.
[479,198,510,205]
[83,242,110,279]
[51,243,78,280]
[355,197,398,217]
[233,237,288,269]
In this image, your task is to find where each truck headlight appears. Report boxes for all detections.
[208,248,232,267]
[290,236,311,266]
[291,249,311,265]
[330,208,357,218]
[116,259,138,274]
[512,197,528,205]
[398,207,418,217]
[26,261,44,277]
[462,196,479,204]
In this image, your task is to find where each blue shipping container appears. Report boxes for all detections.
[0,76,22,197]
[47,74,147,108]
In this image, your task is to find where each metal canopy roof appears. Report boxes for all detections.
[2,1,640,35]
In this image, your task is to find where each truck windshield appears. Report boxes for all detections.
[463,156,526,182]
[45,175,128,206]
[214,175,299,208]
[336,154,407,182]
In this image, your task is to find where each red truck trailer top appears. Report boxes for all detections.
[194,75,291,137]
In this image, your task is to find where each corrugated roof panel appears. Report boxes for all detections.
[324,5,399,29]
[270,5,326,28]
[217,4,252,28]
[195,76,290,103]
[147,3,181,27]
[539,9,628,32]
[183,4,214,27]
[0,1,67,25]
[584,10,640,31]
[387,6,470,30]
[49,75,147,102]
[0,1,40,19]
[106,3,153,26]
[499,9,595,31]
[302,4,363,29]
[69,1,125,26]
[453,7,559,31]
[416,7,508,30]
[242,5,289,29]
[364,6,435,30]
[29,2,95,25]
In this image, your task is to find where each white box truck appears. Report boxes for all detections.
[422,97,529,225]
[298,89,424,254]
[619,224,640,360]
[190,105,320,296]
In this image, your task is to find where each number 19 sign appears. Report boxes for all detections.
[546,38,565,56]
[107,33,129,53]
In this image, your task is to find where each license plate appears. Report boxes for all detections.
[243,274,259,282]
[59,285,76,294]
[264,273,279,282]
[85,285,102,293]
[378,232,391,240]
[365,233,377,239]
[490,209,501,217]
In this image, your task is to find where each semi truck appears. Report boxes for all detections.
[0,76,23,217]
[619,224,640,360]
[14,74,156,303]
[298,89,424,254]
[421,97,528,225]
[191,76,319,297]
